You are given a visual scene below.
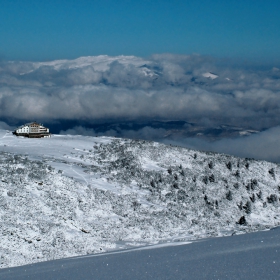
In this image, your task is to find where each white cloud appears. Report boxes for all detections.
[0,54,279,131]
[162,126,280,163]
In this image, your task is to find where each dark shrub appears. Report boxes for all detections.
[209,174,215,183]
[202,176,208,185]
[150,180,156,188]
[234,170,240,178]
[269,168,275,178]
[226,190,233,201]
[250,193,255,203]
[251,179,258,190]
[243,201,252,214]
[237,216,247,225]
[245,183,251,191]
[226,162,232,170]
[267,194,278,203]
[237,201,243,210]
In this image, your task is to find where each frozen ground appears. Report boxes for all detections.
[0,129,279,268]
[1,227,280,280]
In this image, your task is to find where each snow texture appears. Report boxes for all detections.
[0,129,279,268]
[1,227,280,280]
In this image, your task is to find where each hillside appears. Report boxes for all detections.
[0,130,279,268]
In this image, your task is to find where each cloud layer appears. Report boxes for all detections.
[1,54,280,161]
[1,54,280,129]
[163,126,280,163]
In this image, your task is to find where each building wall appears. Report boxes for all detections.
[29,123,40,133]
[16,126,29,134]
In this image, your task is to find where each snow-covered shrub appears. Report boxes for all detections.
[267,194,278,204]
[226,190,233,201]
[226,161,232,170]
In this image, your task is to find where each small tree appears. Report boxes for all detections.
[267,194,278,204]
[257,190,262,200]
[250,193,255,203]
[226,161,232,170]
[234,170,240,178]
[269,168,275,179]
[202,176,208,185]
[209,174,215,183]
[150,180,156,188]
[245,183,251,191]
[180,169,185,176]
[226,190,233,201]
[237,201,243,210]
[251,179,258,190]
[237,216,247,225]
[244,201,252,214]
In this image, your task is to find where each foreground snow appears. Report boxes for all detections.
[1,227,280,279]
[0,130,279,268]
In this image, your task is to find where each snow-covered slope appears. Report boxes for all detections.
[1,228,280,280]
[0,130,279,268]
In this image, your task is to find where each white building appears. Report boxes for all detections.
[14,122,50,138]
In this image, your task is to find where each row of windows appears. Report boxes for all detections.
[17,126,48,132]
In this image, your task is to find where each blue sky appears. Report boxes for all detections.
[0,0,280,62]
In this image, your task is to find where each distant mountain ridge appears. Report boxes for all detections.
[8,55,230,84]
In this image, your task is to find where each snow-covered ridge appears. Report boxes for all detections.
[17,55,152,74]
[15,55,161,81]
[0,130,279,268]
[15,55,218,81]
[202,72,219,79]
